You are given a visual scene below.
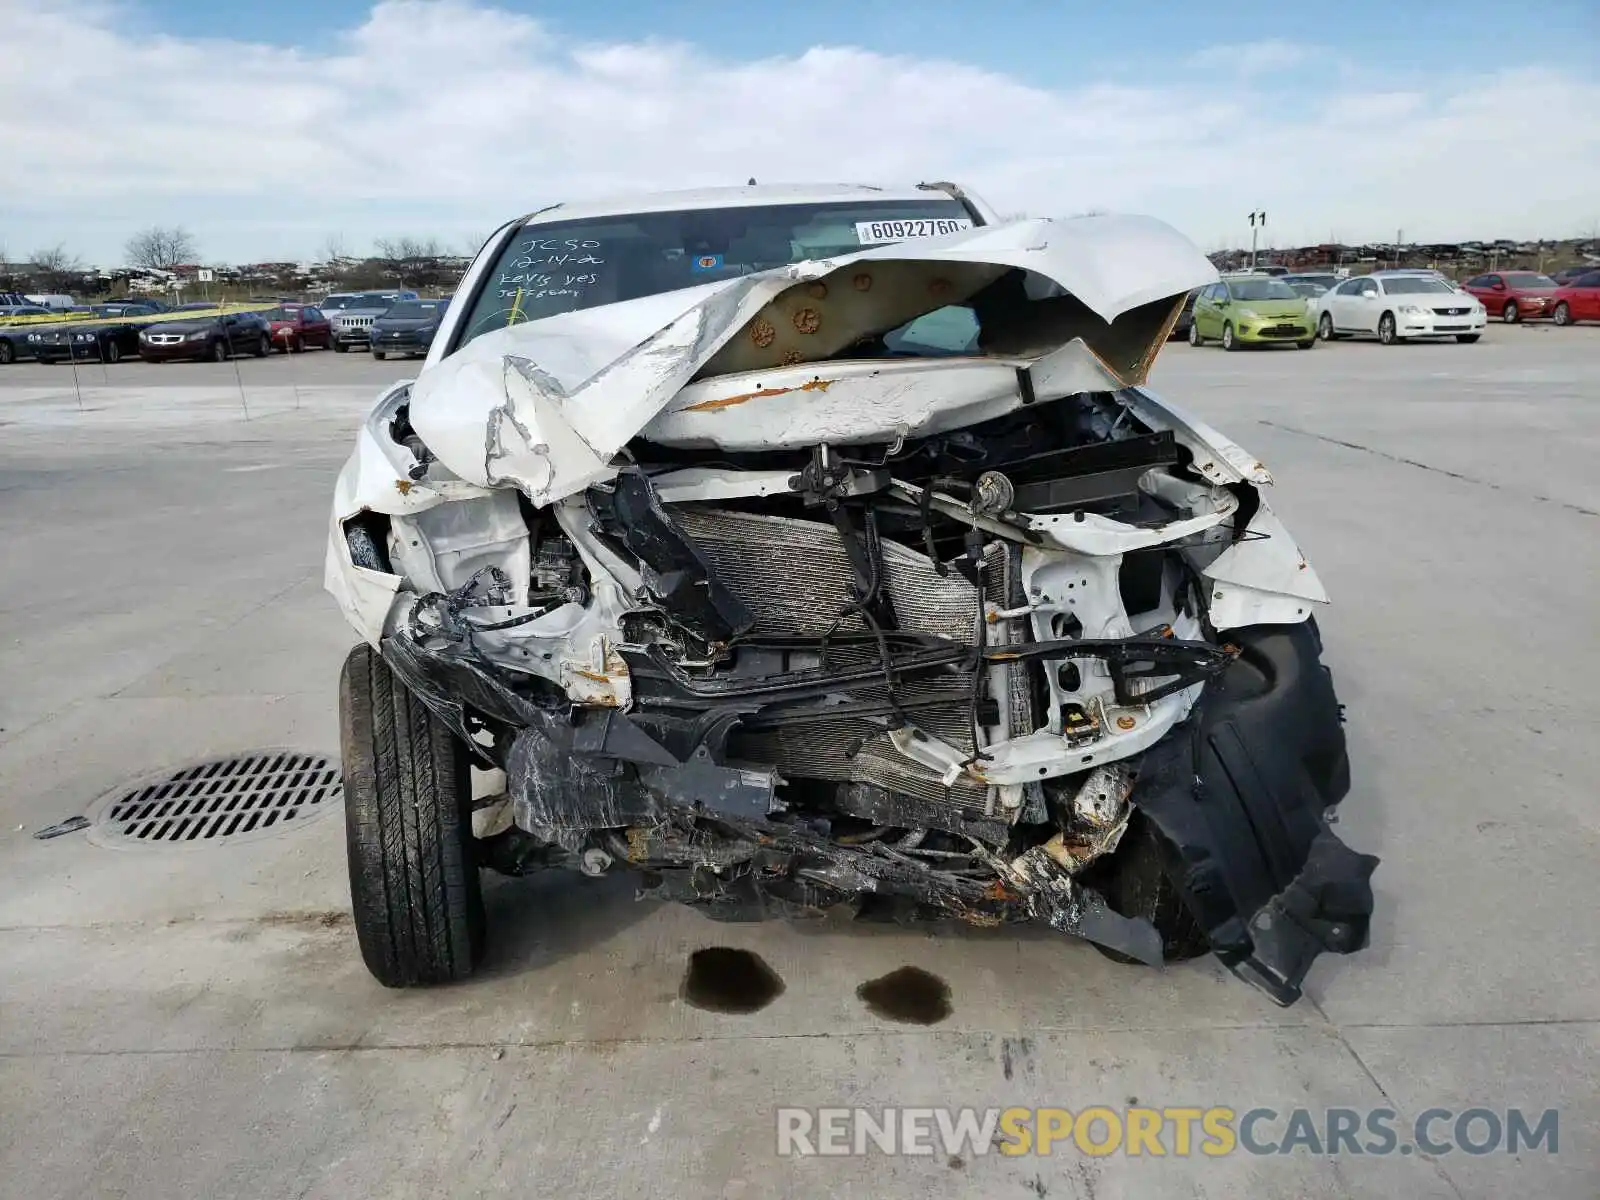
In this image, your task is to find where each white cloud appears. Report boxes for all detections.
[1185,39,1313,75]
[1,1,1596,264]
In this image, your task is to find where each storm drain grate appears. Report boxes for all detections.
[92,752,342,846]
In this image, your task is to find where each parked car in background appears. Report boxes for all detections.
[173,301,223,312]
[1316,272,1485,344]
[31,309,158,364]
[1167,290,1197,340]
[138,311,273,362]
[1551,264,1600,286]
[1282,272,1339,302]
[90,302,162,319]
[1462,271,1559,322]
[1378,268,1468,293]
[1189,274,1315,349]
[264,304,333,352]
[368,298,449,359]
[330,291,412,352]
[322,289,417,315]
[0,312,54,363]
[1551,271,1600,326]
[101,296,171,312]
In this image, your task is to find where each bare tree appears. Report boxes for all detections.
[29,245,83,291]
[124,226,197,271]
[320,233,349,264]
[372,236,447,287]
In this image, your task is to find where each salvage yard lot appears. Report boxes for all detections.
[1,329,1596,1198]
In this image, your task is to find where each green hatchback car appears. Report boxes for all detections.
[1189,275,1316,350]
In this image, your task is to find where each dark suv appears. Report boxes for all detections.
[368,298,449,359]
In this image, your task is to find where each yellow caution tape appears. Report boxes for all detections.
[0,302,281,330]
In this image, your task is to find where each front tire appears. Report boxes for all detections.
[1296,338,1315,350]
[211,340,228,363]
[1456,334,1481,344]
[1187,321,1202,346]
[333,341,349,353]
[1378,312,1400,345]
[340,643,485,987]
[1221,322,1238,351]
[104,342,122,364]
[1318,312,1338,341]
[1552,302,1571,327]
[1502,301,1520,323]
[372,350,387,361]
[0,341,14,365]
[254,334,270,358]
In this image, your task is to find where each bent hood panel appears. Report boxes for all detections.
[408,215,1218,504]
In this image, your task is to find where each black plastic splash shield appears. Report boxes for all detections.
[1130,621,1378,1006]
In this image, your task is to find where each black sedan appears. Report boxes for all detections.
[32,305,162,364]
[0,306,56,364]
[1169,290,1197,340]
[369,298,449,360]
[138,312,273,362]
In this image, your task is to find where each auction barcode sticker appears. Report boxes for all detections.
[854,218,974,244]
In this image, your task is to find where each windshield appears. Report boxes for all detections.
[261,307,301,321]
[1381,278,1454,295]
[456,198,974,346]
[321,296,357,310]
[1287,281,1327,298]
[1225,278,1299,301]
[383,300,445,319]
[1504,273,1556,288]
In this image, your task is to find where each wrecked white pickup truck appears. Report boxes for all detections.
[326,183,1377,1005]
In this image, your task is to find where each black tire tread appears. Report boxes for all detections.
[341,643,484,986]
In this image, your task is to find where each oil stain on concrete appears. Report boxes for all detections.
[680,947,786,1014]
[856,965,952,1024]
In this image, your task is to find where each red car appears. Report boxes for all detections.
[1462,271,1559,323]
[1551,271,1600,326]
[265,303,333,352]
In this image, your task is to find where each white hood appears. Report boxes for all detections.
[407,214,1218,505]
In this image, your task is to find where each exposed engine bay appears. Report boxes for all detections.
[327,214,1378,1005]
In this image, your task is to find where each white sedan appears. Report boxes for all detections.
[1316,273,1487,344]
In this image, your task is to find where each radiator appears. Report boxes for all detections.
[678,507,1029,829]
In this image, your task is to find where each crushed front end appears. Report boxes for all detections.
[327,216,1377,1004]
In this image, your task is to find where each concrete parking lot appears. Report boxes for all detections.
[2,327,1596,1198]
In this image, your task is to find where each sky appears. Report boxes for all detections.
[1,0,1596,267]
